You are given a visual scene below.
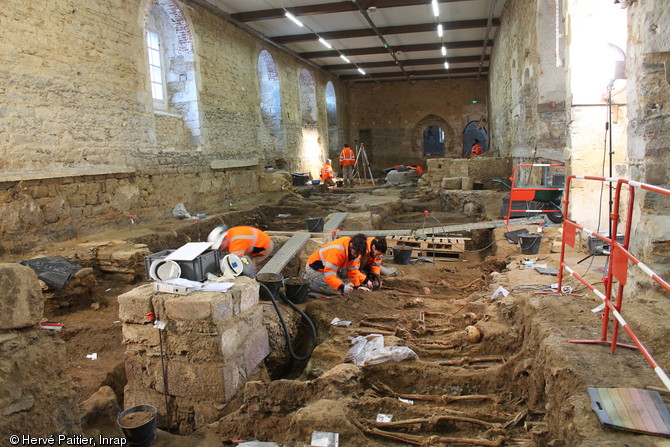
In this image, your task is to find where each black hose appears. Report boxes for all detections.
[258,282,317,361]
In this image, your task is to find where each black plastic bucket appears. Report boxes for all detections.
[257,273,283,301]
[306,217,325,233]
[292,173,308,186]
[117,404,157,447]
[285,278,310,304]
[519,235,542,254]
[392,245,413,265]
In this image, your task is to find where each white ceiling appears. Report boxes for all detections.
[204,0,506,83]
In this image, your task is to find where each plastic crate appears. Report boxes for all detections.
[144,249,220,282]
[586,231,625,255]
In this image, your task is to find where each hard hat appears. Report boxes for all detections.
[207,224,229,250]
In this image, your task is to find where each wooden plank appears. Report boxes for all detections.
[649,390,670,434]
[608,388,635,430]
[641,389,670,435]
[597,388,623,428]
[629,388,659,433]
[618,388,648,432]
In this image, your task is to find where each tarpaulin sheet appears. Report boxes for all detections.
[20,256,82,290]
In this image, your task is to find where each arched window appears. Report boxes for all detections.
[462,120,488,158]
[257,50,282,138]
[144,0,202,147]
[423,125,445,156]
[325,81,338,154]
[299,69,317,128]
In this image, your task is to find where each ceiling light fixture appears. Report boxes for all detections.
[431,0,439,17]
[441,46,447,56]
[358,68,366,75]
[284,11,304,27]
[444,61,450,70]
[437,24,443,38]
[340,54,351,63]
[318,37,332,49]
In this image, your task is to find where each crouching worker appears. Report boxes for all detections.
[320,159,336,189]
[208,225,274,277]
[303,233,369,294]
[360,236,389,290]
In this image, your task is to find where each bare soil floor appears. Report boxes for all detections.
[16,183,670,447]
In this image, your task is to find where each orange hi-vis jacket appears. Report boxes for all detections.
[307,237,366,292]
[339,146,356,166]
[470,144,484,158]
[320,163,334,180]
[364,237,383,276]
[225,226,272,257]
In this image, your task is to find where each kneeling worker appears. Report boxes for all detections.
[320,159,336,189]
[208,225,274,276]
[361,236,388,290]
[303,233,370,294]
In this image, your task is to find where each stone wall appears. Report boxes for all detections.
[0,264,81,438]
[346,79,488,170]
[118,277,269,434]
[0,0,348,254]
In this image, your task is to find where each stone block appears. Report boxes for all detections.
[163,295,216,321]
[242,327,270,376]
[238,279,260,313]
[441,177,463,190]
[118,284,155,323]
[219,306,264,357]
[164,360,225,399]
[166,330,221,362]
[0,264,44,330]
[462,177,474,190]
[123,352,160,390]
[222,361,241,402]
[122,323,159,346]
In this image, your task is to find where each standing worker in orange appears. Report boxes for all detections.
[339,143,356,188]
[320,158,336,190]
[208,225,274,274]
[303,233,371,294]
[470,139,484,158]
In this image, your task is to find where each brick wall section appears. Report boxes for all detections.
[346,79,488,170]
[118,277,270,433]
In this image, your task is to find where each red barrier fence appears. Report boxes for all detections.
[557,175,670,391]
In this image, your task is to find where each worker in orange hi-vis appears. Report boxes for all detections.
[339,143,356,188]
[470,139,484,158]
[303,233,371,295]
[359,236,389,290]
[208,225,274,274]
[320,158,336,189]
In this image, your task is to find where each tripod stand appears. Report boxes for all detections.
[353,143,375,186]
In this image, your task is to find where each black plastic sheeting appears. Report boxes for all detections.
[20,256,82,290]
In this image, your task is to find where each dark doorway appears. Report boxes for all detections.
[462,121,488,157]
[423,125,444,156]
[357,129,372,164]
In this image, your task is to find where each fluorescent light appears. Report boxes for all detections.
[340,55,351,63]
[358,68,366,75]
[441,46,447,56]
[285,11,303,27]
[437,24,443,38]
[444,61,449,69]
[432,0,439,17]
[318,37,332,49]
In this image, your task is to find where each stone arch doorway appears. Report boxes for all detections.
[462,120,488,158]
[412,115,455,158]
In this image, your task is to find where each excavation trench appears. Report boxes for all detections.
[34,187,663,446]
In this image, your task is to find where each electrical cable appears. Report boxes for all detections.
[258,282,317,361]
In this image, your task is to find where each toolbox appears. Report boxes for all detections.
[144,249,220,282]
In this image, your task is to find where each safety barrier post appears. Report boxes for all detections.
[557,175,670,391]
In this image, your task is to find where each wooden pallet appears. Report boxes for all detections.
[387,236,469,260]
